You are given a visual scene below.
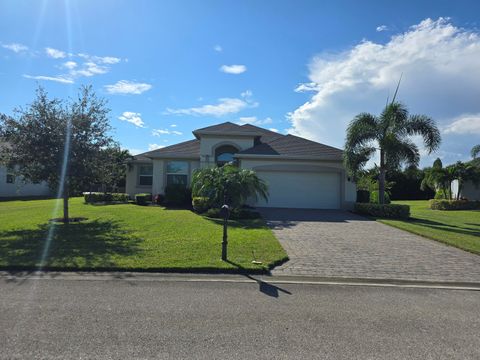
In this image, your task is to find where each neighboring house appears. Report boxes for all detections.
[451,180,480,201]
[0,165,51,198]
[126,122,356,209]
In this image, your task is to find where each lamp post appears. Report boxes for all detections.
[220,191,230,261]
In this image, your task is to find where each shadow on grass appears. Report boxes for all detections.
[406,218,480,237]
[0,219,143,270]
[225,259,292,298]
[204,217,268,230]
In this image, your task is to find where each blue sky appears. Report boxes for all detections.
[1,0,480,166]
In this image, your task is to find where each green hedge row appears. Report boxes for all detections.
[84,192,129,203]
[354,203,410,219]
[135,193,151,206]
[204,207,261,220]
[429,199,480,210]
[192,196,211,213]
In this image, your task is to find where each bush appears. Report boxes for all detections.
[429,199,480,210]
[434,190,448,200]
[83,192,129,204]
[370,190,391,204]
[164,184,192,207]
[154,194,165,205]
[192,196,211,213]
[203,207,261,220]
[356,190,370,203]
[135,193,151,206]
[354,203,410,219]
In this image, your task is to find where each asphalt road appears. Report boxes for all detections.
[1,274,479,359]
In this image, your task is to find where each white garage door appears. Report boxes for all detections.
[256,171,341,209]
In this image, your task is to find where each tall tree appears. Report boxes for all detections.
[421,158,455,200]
[0,86,115,222]
[344,102,441,204]
[471,144,480,159]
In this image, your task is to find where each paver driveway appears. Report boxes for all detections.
[258,208,480,283]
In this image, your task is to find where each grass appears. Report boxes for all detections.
[378,200,480,255]
[0,197,287,272]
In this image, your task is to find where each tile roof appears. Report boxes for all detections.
[132,123,343,161]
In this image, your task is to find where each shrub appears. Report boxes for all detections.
[83,192,129,203]
[203,207,261,220]
[429,199,480,210]
[154,194,165,205]
[354,203,410,219]
[135,193,151,206]
[370,190,391,204]
[434,190,448,200]
[164,184,192,207]
[192,196,211,213]
[356,190,370,203]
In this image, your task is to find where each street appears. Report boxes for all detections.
[1,273,479,359]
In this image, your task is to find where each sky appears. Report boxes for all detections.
[1,0,480,167]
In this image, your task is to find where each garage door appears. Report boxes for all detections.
[255,171,341,209]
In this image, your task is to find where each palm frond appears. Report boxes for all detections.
[404,115,441,153]
[345,113,378,151]
[471,144,480,159]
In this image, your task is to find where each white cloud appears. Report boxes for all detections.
[214,45,223,52]
[105,80,152,95]
[166,91,257,117]
[78,53,121,64]
[118,112,145,128]
[220,64,247,74]
[2,43,28,53]
[148,144,165,151]
[170,124,177,127]
[45,47,66,59]
[152,129,183,136]
[376,25,388,32]
[62,61,77,69]
[288,18,480,165]
[269,128,279,133]
[237,116,273,126]
[444,114,480,135]
[22,74,74,84]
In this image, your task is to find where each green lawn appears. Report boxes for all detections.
[379,200,480,255]
[0,197,287,272]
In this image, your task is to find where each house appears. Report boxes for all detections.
[0,165,51,198]
[126,122,356,209]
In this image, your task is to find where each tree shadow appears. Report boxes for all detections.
[203,217,268,230]
[0,219,143,270]
[408,218,480,237]
[225,259,292,298]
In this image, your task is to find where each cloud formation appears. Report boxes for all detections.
[236,116,273,126]
[166,91,257,117]
[105,80,152,95]
[22,74,74,84]
[444,114,480,135]
[1,42,28,53]
[118,112,145,127]
[376,25,388,32]
[45,47,66,58]
[220,64,247,74]
[214,45,223,52]
[288,18,480,165]
[151,129,183,136]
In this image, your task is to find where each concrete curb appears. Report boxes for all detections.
[1,271,480,291]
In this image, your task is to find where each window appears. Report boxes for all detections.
[6,167,14,184]
[215,145,238,166]
[138,164,153,186]
[166,161,188,186]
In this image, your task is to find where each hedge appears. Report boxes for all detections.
[83,192,129,204]
[204,207,261,220]
[354,203,410,219]
[164,184,192,207]
[135,193,151,206]
[429,199,480,210]
[356,190,370,203]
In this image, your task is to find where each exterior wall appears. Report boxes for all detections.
[199,135,255,168]
[239,158,356,209]
[126,159,201,197]
[0,166,51,198]
[451,179,480,200]
[125,162,153,197]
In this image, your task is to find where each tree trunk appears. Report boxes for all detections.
[63,181,69,223]
[379,149,386,205]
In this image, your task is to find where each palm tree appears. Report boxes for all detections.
[191,164,268,208]
[421,158,455,200]
[345,102,441,204]
[471,145,480,159]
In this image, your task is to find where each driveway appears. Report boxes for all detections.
[258,208,480,283]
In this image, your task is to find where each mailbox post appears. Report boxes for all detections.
[220,203,229,261]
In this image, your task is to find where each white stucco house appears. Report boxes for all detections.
[126,122,356,209]
[451,179,480,200]
[0,165,51,198]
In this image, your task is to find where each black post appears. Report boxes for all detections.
[221,191,229,261]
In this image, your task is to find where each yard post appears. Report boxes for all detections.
[221,204,229,261]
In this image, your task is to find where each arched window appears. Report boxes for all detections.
[215,145,238,166]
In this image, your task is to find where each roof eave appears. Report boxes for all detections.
[234,154,343,161]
